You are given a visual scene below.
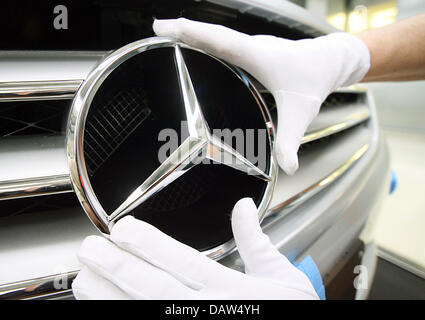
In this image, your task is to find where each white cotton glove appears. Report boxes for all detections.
[153,18,370,174]
[72,198,318,300]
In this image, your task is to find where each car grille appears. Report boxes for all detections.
[0,74,372,221]
[0,100,68,137]
[0,0,375,300]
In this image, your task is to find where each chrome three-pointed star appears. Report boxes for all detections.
[108,45,271,224]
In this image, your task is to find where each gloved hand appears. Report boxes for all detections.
[153,18,370,174]
[72,198,318,300]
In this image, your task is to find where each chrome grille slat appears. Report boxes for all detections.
[0,80,82,102]
[0,175,71,201]
[302,105,370,144]
[262,89,370,144]
[0,135,70,200]
[267,125,371,217]
[0,51,105,83]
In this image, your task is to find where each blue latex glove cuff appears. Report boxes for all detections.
[390,170,397,194]
[293,255,326,300]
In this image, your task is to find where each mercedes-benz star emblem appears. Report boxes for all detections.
[67,37,276,260]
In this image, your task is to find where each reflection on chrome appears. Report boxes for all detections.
[0,271,77,300]
[302,110,370,144]
[0,80,82,102]
[267,143,370,216]
[0,175,72,200]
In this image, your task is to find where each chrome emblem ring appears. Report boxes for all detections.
[67,37,276,260]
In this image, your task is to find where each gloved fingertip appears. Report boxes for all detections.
[275,146,299,175]
[110,215,142,242]
[231,198,259,234]
[71,275,82,292]
[232,197,257,215]
[279,156,299,175]
[71,286,87,300]
[152,19,178,37]
[71,267,90,293]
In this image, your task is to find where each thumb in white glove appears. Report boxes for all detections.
[153,18,370,174]
[72,198,318,300]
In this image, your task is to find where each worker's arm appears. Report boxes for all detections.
[358,13,425,82]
